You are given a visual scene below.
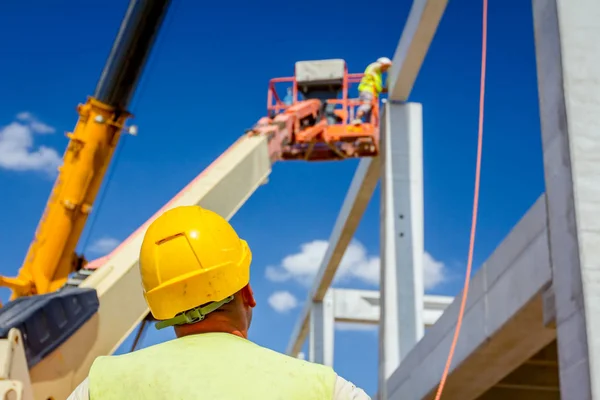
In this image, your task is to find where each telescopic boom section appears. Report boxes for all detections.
[0,0,172,299]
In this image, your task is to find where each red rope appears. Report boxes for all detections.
[433,0,488,398]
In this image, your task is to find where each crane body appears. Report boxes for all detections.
[0,2,383,399]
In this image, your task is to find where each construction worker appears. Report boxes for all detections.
[353,57,393,124]
[67,205,372,399]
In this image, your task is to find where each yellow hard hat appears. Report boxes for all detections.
[139,205,252,323]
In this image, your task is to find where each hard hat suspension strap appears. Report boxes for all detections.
[154,295,235,330]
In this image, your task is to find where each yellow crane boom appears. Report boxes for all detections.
[0,0,172,299]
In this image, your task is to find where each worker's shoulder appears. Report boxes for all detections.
[249,341,322,365]
[91,338,171,366]
[66,377,90,400]
[333,375,372,400]
[248,341,335,373]
[365,62,381,72]
[251,346,371,399]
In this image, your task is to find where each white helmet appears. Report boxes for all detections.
[377,57,392,66]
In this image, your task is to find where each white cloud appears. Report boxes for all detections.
[0,112,61,175]
[268,291,299,313]
[88,237,120,256]
[16,112,34,121]
[16,112,56,134]
[265,239,446,290]
[423,251,446,291]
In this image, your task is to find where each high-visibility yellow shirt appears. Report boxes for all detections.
[67,332,372,400]
[358,62,384,95]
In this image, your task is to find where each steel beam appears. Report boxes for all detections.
[533,1,600,397]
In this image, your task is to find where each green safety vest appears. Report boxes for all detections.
[89,332,337,399]
[358,62,383,94]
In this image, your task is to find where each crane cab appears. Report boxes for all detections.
[250,59,380,162]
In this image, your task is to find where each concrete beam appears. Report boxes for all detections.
[482,341,560,399]
[387,195,556,400]
[332,288,452,327]
[495,362,560,392]
[388,0,448,101]
[533,1,600,397]
[423,296,453,327]
[286,0,450,358]
[309,290,334,367]
[379,102,425,399]
[478,387,558,400]
[333,289,380,325]
[285,158,380,356]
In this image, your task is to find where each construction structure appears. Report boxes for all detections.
[0,0,598,399]
[284,1,600,400]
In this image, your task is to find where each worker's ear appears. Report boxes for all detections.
[241,284,256,308]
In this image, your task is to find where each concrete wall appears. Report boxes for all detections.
[387,195,556,399]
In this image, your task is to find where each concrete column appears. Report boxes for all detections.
[533,1,600,398]
[378,101,425,399]
[309,289,334,366]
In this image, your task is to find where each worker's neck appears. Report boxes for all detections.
[175,315,248,339]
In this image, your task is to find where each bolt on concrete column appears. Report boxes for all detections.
[533,1,600,398]
[378,102,425,399]
[309,290,335,367]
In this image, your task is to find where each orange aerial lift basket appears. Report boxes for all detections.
[248,59,380,161]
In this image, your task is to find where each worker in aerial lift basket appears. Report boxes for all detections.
[352,57,393,125]
[67,205,371,400]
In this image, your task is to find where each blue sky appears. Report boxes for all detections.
[0,0,544,395]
